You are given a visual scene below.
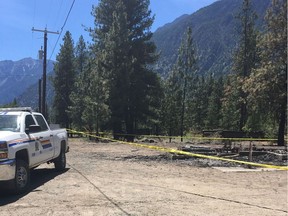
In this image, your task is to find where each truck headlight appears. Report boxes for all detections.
[0,141,7,150]
[0,141,8,159]
[0,152,8,159]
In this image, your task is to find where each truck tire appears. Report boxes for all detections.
[54,147,66,171]
[9,159,30,194]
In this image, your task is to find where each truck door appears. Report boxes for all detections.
[33,114,54,162]
[24,114,40,165]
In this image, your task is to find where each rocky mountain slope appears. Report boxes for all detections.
[0,58,54,105]
[151,0,270,77]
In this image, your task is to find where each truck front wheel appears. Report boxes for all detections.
[9,159,30,194]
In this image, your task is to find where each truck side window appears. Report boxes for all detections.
[34,115,49,131]
[25,115,36,129]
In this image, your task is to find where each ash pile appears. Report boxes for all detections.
[174,142,287,168]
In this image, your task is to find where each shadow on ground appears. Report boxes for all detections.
[0,167,69,206]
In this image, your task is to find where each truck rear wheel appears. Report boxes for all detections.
[9,159,30,194]
[54,148,66,171]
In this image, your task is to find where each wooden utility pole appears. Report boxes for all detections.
[32,27,59,118]
[38,79,42,112]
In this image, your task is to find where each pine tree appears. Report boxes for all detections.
[75,35,88,75]
[53,31,75,128]
[187,75,207,131]
[221,75,241,130]
[163,68,183,138]
[69,36,89,130]
[205,76,224,129]
[164,27,198,139]
[105,0,132,138]
[245,0,287,145]
[91,0,161,141]
[233,0,258,131]
[81,59,110,134]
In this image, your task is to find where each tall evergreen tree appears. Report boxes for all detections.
[81,59,110,134]
[69,36,89,130]
[53,31,75,128]
[187,75,208,131]
[205,75,224,129]
[163,68,183,137]
[91,0,161,140]
[233,0,258,131]
[245,0,287,145]
[164,27,198,139]
[221,75,241,130]
[74,35,88,75]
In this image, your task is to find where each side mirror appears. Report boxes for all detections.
[26,125,41,134]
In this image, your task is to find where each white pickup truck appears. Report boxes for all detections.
[0,107,68,194]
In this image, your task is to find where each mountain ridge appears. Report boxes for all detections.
[0,58,54,105]
[152,0,270,77]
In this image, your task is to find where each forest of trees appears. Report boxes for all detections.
[51,0,287,145]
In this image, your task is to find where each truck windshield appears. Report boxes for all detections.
[0,115,20,132]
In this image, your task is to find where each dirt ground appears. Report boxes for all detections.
[0,138,287,216]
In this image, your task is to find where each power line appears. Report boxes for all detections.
[49,0,76,60]
[53,0,64,29]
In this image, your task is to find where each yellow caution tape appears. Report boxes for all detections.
[70,130,278,142]
[67,129,288,171]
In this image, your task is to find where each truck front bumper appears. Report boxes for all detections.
[0,159,16,181]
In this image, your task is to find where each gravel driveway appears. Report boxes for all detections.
[1,138,287,216]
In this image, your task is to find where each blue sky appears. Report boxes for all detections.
[0,0,217,61]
